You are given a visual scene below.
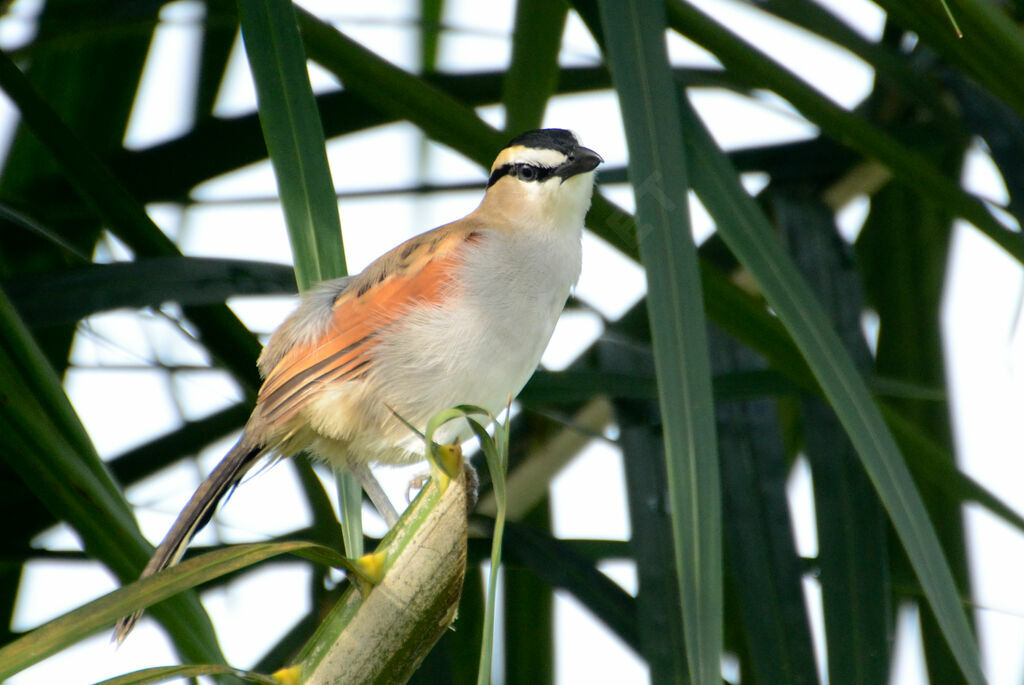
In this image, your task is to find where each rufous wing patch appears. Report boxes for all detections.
[255,229,478,428]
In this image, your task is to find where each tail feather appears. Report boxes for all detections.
[113,437,263,643]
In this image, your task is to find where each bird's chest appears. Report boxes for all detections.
[456,229,580,368]
[379,228,581,413]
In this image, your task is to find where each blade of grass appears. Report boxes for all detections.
[466,416,509,685]
[855,151,973,683]
[711,330,818,685]
[503,499,554,685]
[0,287,121,497]
[596,2,722,682]
[92,664,276,685]
[804,398,894,683]
[601,338,688,683]
[773,190,893,683]
[418,0,443,73]
[335,470,364,559]
[677,95,985,683]
[502,0,568,134]
[858,159,976,683]
[192,0,239,119]
[237,0,362,557]
[4,257,296,326]
[237,0,346,290]
[0,541,340,680]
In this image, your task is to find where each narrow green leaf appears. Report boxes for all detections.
[419,0,443,73]
[772,190,893,683]
[601,338,688,683]
[596,2,722,683]
[192,0,239,120]
[237,0,346,289]
[882,405,1024,534]
[0,541,326,681]
[0,287,119,495]
[711,331,818,685]
[335,469,364,559]
[4,257,296,326]
[237,0,359,560]
[677,96,985,683]
[805,399,893,683]
[503,499,554,685]
[502,0,568,134]
[936,0,964,37]
[290,459,344,551]
[93,664,276,685]
[856,150,973,683]
[464,415,509,685]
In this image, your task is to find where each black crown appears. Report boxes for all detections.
[505,128,579,155]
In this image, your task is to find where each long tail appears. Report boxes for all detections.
[113,437,263,643]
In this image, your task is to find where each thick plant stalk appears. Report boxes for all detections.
[293,464,472,684]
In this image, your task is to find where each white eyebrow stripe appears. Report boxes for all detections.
[507,148,568,167]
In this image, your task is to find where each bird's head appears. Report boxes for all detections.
[482,128,602,228]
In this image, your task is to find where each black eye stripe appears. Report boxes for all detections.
[487,162,554,188]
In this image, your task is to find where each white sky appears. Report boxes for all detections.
[2,0,1023,683]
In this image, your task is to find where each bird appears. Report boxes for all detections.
[113,128,602,641]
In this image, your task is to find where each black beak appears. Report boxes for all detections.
[555,146,603,181]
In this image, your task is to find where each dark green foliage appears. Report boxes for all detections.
[1,0,1022,682]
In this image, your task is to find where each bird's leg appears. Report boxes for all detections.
[405,473,431,504]
[348,461,400,528]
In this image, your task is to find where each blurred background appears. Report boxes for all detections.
[1,0,1024,683]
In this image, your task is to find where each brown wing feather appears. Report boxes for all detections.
[255,227,481,427]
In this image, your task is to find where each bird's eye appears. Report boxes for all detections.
[517,164,538,181]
